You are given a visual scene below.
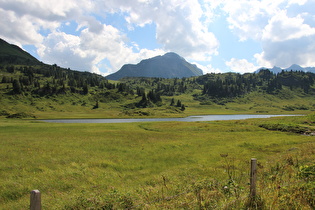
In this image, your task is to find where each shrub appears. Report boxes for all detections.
[0,110,10,116]
[6,112,36,119]
[258,123,307,134]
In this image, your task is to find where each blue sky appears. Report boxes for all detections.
[1,0,315,76]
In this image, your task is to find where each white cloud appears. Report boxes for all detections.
[0,0,220,74]
[1,0,315,75]
[226,58,259,73]
[256,1,315,68]
[219,0,273,41]
[37,32,95,71]
[118,0,219,61]
[262,11,315,42]
[193,63,222,74]
[218,0,315,68]
[0,8,43,45]
[0,0,83,20]
[0,0,87,45]
[37,24,167,75]
[254,52,272,68]
[288,0,308,6]
[255,35,315,68]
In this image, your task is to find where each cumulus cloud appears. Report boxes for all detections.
[194,63,222,74]
[0,0,86,45]
[36,23,166,75]
[0,0,83,21]
[154,0,219,60]
[0,8,43,45]
[258,2,315,67]
[107,0,219,61]
[226,58,259,73]
[1,0,315,75]
[262,11,315,42]
[37,32,95,71]
[0,0,220,74]
[219,0,315,68]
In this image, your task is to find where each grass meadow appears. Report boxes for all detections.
[0,115,314,209]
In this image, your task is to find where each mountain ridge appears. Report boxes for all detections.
[106,52,203,80]
[1,37,315,119]
[0,38,40,65]
[2,37,315,78]
[256,64,315,74]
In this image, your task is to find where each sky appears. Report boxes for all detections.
[1,0,315,76]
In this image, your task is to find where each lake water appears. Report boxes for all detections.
[42,114,296,123]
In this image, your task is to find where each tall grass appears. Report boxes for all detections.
[0,116,314,208]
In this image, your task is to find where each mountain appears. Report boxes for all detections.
[256,64,315,74]
[106,52,203,80]
[0,38,41,65]
[255,66,282,74]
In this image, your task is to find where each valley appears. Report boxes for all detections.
[0,38,314,209]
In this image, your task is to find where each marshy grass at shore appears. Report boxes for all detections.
[0,115,314,209]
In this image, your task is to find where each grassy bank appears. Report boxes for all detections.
[1,90,314,120]
[0,115,314,209]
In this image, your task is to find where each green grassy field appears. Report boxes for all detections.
[0,115,314,209]
[1,88,314,120]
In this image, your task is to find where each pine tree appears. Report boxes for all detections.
[1,76,7,83]
[83,83,89,95]
[93,101,99,109]
[12,79,22,94]
[170,98,175,106]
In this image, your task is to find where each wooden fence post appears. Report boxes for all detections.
[30,190,41,210]
[250,158,257,198]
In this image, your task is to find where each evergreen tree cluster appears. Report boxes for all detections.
[2,63,315,112]
[266,70,314,93]
[198,70,315,98]
[122,77,199,96]
[0,64,131,98]
[170,98,185,111]
[136,90,162,108]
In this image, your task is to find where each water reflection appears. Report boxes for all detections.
[42,114,297,124]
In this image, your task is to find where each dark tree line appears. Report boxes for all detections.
[2,63,315,110]
[122,77,198,96]
[199,70,315,98]
[0,64,132,97]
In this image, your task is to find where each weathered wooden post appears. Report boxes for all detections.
[30,190,41,210]
[250,158,257,198]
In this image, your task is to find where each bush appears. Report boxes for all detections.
[0,110,10,116]
[259,123,307,134]
[6,112,36,119]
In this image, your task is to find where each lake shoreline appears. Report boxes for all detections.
[41,114,301,123]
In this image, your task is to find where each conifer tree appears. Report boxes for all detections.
[181,104,185,111]
[83,83,89,95]
[170,98,175,106]
[12,79,22,94]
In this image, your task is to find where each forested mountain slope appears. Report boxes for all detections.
[0,38,40,65]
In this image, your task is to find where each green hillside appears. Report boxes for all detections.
[0,39,314,209]
[0,39,40,65]
[1,38,315,119]
[1,64,315,119]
